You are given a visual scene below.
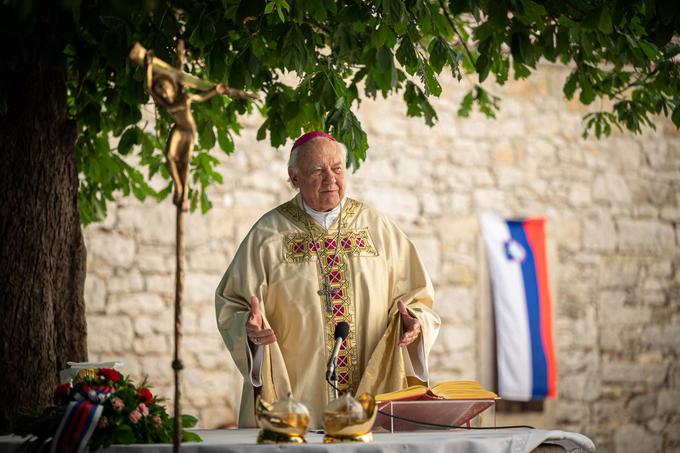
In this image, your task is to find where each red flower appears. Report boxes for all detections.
[137,387,154,404]
[53,383,71,404]
[99,368,122,382]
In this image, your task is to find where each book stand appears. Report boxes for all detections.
[372,399,496,432]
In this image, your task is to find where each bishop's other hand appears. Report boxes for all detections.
[246,295,277,346]
[398,300,421,347]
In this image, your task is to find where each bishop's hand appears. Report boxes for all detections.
[246,295,277,346]
[398,300,421,347]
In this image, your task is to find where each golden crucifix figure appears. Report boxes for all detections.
[137,40,255,210]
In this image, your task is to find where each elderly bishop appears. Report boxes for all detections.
[215,132,441,427]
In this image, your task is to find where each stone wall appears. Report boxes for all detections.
[84,63,680,452]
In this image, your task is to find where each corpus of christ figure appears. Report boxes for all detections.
[143,39,256,210]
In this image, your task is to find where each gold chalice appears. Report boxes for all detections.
[323,393,377,443]
[255,394,310,444]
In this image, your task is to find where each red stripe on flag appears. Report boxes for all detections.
[523,218,557,398]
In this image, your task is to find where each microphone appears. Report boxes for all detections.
[326,321,350,383]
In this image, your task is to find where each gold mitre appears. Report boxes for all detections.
[255,394,311,444]
[323,393,377,443]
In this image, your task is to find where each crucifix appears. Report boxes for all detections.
[318,280,341,312]
[129,40,256,453]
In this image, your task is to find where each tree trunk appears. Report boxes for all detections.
[0,66,87,433]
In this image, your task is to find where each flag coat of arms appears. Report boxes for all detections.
[480,213,557,401]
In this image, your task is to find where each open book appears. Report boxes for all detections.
[376,380,499,402]
[373,381,499,431]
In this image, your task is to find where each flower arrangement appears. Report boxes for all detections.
[15,368,201,452]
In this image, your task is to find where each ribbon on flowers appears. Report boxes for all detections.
[50,385,112,453]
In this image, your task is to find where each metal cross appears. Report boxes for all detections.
[317,280,340,311]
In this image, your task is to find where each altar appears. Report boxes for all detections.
[0,428,595,453]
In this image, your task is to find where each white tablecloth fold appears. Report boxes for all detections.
[0,428,596,453]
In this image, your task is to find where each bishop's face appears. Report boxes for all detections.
[289,139,346,212]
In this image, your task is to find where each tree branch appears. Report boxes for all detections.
[438,0,475,65]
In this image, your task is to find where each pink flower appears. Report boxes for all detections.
[128,410,142,424]
[138,403,149,417]
[111,397,125,411]
[152,415,162,426]
[97,416,108,429]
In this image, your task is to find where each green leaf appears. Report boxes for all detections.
[458,91,474,117]
[638,41,658,60]
[181,414,199,428]
[118,127,140,155]
[182,430,203,443]
[476,53,491,83]
[672,103,680,127]
[598,8,613,34]
[563,73,578,99]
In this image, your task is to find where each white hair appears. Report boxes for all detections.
[288,137,348,171]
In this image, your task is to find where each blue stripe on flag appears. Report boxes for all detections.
[507,221,548,398]
[73,401,98,452]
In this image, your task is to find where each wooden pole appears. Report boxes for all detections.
[172,204,185,453]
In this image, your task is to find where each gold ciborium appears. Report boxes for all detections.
[323,393,377,443]
[255,394,310,444]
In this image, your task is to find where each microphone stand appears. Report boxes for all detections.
[328,359,339,399]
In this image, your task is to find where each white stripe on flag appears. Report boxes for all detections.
[480,213,533,401]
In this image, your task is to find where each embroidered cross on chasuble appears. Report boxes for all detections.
[276,198,378,396]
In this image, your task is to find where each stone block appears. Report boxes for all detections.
[86,233,136,268]
[133,334,169,354]
[199,405,237,429]
[641,325,680,352]
[582,215,617,251]
[473,189,506,211]
[108,268,145,294]
[602,361,668,386]
[648,260,673,278]
[598,292,651,325]
[614,423,661,453]
[559,372,600,402]
[185,273,220,305]
[628,393,657,422]
[119,203,176,245]
[439,325,475,352]
[593,172,632,203]
[617,219,675,253]
[421,192,442,216]
[145,274,174,296]
[137,251,173,274]
[86,316,134,353]
[85,274,107,313]
[664,423,680,442]
[495,166,525,188]
[656,389,680,416]
[445,193,470,214]
[597,258,642,288]
[188,250,230,273]
[411,236,441,282]
[554,401,587,423]
[434,287,474,323]
[107,293,166,315]
[232,189,277,210]
[568,183,592,206]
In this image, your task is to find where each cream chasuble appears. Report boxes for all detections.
[215,194,440,428]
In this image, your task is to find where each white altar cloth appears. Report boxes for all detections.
[0,428,595,453]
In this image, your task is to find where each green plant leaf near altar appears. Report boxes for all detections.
[14,368,201,452]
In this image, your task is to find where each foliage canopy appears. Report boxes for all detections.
[1,0,678,224]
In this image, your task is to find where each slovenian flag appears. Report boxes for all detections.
[480,213,557,401]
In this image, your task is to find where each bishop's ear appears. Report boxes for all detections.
[288,167,299,189]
